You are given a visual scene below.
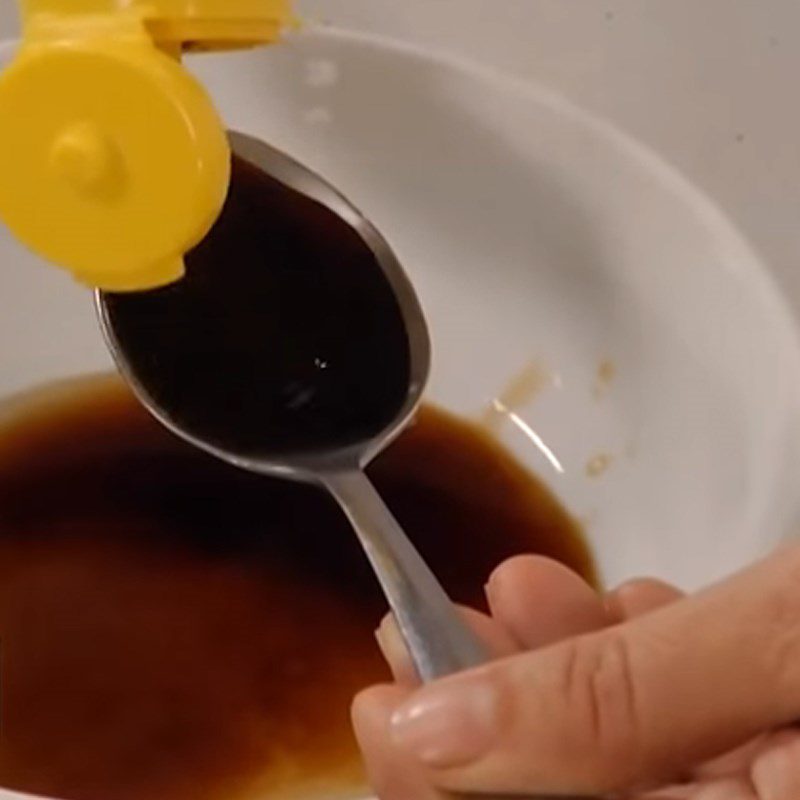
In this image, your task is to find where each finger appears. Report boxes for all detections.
[376,554,611,684]
[486,555,610,648]
[352,684,442,800]
[689,780,758,800]
[632,786,699,799]
[386,545,800,795]
[695,728,800,782]
[376,607,518,686]
[376,560,666,685]
[695,734,771,779]
[751,730,800,799]
[633,777,760,799]
[607,578,685,622]
[614,779,756,799]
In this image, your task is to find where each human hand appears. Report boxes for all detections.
[352,551,800,799]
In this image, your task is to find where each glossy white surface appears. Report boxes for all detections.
[1,21,800,800]
[297,0,800,319]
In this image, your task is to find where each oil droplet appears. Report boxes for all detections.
[586,453,614,479]
[481,361,554,432]
[593,359,617,401]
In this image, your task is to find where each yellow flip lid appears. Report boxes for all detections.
[0,0,293,291]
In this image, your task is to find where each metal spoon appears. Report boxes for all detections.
[97,131,592,800]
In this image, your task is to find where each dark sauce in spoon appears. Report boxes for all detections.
[104,155,412,457]
[0,377,595,800]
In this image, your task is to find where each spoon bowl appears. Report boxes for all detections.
[100,132,430,480]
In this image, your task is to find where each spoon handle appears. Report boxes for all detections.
[324,469,489,681]
[324,471,595,800]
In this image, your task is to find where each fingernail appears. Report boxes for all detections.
[390,674,500,768]
[375,615,405,664]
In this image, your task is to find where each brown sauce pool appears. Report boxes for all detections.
[0,376,594,800]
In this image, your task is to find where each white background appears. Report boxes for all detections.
[2,0,799,311]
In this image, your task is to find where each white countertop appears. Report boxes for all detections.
[2,0,799,312]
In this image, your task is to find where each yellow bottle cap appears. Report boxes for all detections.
[0,0,293,291]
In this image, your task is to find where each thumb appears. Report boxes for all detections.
[387,545,800,796]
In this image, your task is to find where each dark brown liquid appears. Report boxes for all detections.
[103,156,411,457]
[0,377,594,800]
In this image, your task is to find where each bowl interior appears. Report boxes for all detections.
[1,26,800,800]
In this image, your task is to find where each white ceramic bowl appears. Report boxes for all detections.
[2,26,800,800]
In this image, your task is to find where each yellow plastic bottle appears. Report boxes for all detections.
[0,0,293,291]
